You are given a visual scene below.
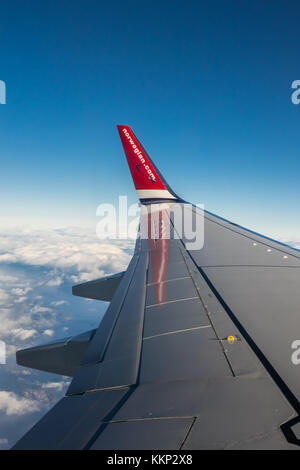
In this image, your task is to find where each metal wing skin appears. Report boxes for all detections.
[13,126,300,450]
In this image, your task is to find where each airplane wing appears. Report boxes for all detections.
[13,126,300,450]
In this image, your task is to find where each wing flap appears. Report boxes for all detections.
[16,329,96,377]
[72,271,125,301]
[67,251,148,395]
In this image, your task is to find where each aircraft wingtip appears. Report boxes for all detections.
[117,125,180,203]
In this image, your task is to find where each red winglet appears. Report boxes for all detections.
[117,125,178,202]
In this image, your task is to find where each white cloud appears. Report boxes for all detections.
[0,227,133,400]
[0,226,135,446]
[31,305,52,314]
[47,277,63,287]
[11,287,32,296]
[0,391,40,416]
[4,343,17,359]
[0,274,18,282]
[0,289,9,303]
[14,296,27,303]
[43,329,54,337]
[11,329,37,341]
[0,227,133,283]
[51,300,67,306]
[19,370,31,376]
[42,381,70,392]
[0,310,36,342]
[0,228,134,344]
[0,438,8,449]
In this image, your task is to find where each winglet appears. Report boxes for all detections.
[117,125,181,203]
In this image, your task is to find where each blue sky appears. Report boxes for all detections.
[0,0,299,240]
[0,0,300,448]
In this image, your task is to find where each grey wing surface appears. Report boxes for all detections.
[13,126,300,449]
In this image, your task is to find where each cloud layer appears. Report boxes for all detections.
[0,226,134,345]
[0,225,134,448]
[0,391,40,416]
[0,226,134,282]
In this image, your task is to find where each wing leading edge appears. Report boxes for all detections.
[13,126,300,450]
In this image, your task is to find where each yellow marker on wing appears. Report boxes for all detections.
[227,335,235,344]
